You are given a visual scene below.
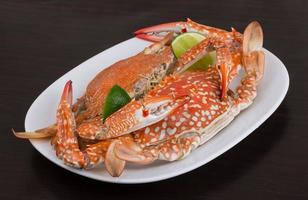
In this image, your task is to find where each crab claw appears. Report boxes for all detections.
[135,21,185,42]
[77,95,189,140]
[104,135,155,177]
[12,81,73,139]
[61,80,73,105]
[104,140,126,177]
[242,21,264,83]
[243,21,263,55]
[114,138,157,165]
[243,51,265,84]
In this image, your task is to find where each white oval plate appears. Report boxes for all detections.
[25,38,289,184]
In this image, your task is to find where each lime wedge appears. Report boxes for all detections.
[171,32,216,70]
[188,51,216,71]
[101,84,131,122]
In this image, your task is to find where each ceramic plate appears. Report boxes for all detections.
[25,38,289,184]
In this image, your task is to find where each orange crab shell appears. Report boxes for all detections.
[133,68,231,148]
[186,18,242,41]
[76,46,175,122]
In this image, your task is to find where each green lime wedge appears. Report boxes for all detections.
[188,51,216,71]
[171,32,216,70]
[101,84,131,122]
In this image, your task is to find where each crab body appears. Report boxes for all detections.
[78,43,175,122]
[66,33,175,125]
[114,59,262,164]
[134,69,230,149]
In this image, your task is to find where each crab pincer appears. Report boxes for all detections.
[54,80,89,168]
[52,81,126,176]
[135,21,186,42]
[77,95,189,140]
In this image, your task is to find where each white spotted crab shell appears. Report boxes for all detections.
[133,68,231,155]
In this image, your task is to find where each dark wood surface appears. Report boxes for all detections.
[1,0,307,199]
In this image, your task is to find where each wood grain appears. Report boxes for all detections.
[0,0,307,199]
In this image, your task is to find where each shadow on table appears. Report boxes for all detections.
[30,104,289,200]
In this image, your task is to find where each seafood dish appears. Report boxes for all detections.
[14,19,265,177]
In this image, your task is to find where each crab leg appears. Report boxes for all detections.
[217,21,263,101]
[113,132,201,164]
[171,38,220,74]
[235,21,264,109]
[236,50,265,110]
[134,18,242,42]
[171,37,240,99]
[55,80,99,168]
[143,32,174,54]
[216,47,241,99]
[12,124,57,139]
[77,95,189,140]
[53,81,126,176]
[185,18,242,41]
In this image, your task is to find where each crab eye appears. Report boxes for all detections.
[142,109,149,117]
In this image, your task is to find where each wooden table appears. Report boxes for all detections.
[1,1,307,199]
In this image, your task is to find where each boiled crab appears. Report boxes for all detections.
[13,32,175,138]
[14,19,264,177]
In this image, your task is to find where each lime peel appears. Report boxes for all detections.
[101,84,131,122]
[171,32,216,70]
